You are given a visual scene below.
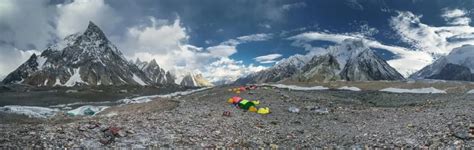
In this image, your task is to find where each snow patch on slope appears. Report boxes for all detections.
[263,84,329,91]
[36,56,47,69]
[51,33,81,51]
[466,89,474,94]
[54,78,62,86]
[380,87,446,94]
[65,68,85,87]
[337,86,362,91]
[132,74,147,86]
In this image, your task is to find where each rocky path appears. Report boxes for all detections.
[2,86,474,148]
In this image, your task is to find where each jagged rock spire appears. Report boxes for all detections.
[149,59,159,67]
[82,21,109,42]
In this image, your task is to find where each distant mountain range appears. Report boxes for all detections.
[4,22,474,87]
[235,39,405,84]
[2,22,177,87]
[180,73,214,87]
[134,58,176,85]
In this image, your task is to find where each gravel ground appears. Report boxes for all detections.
[2,85,474,148]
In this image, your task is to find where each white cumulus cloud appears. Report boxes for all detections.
[441,8,471,26]
[121,17,268,83]
[390,11,474,57]
[56,0,122,38]
[207,45,237,57]
[254,54,283,64]
[203,57,267,83]
[121,18,189,56]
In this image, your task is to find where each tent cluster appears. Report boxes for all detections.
[228,85,258,94]
[227,96,270,114]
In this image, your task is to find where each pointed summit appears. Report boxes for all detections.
[83,21,108,41]
[139,59,174,85]
[149,59,158,67]
[29,53,37,60]
[1,21,157,86]
[86,21,100,31]
[135,58,142,64]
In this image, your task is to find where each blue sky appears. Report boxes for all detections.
[1,0,474,82]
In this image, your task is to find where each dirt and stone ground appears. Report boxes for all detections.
[2,85,474,148]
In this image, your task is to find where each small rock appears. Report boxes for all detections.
[126,130,135,134]
[100,138,112,145]
[291,121,302,124]
[270,144,278,149]
[453,131,471,140]
[288,107,300,113]
[454,140,464,145]
[312,108,329,114]
[117,130,126,137]
[77,126,87,132]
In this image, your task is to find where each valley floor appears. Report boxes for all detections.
[2,85,474,148]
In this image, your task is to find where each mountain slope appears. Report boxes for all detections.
[339,44,404,81]
[233,54,312,84]
[2,21,174,86]
[293,54,341,82]
[410,45,474,81]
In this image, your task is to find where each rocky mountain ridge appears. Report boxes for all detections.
[2,22,175,87]
[235,39,405,84]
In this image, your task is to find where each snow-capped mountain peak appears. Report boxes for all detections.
[326,39,369,69]
[2,21,176,87]
[147,59,160,70]
[445,45,474,72]
[139,59,175,85]
[135,58,148,69]
[234,39,404,84]
[180,72,214,87]
[48,33,81,51]
[410,45,474,81]
[274,54,311,69]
